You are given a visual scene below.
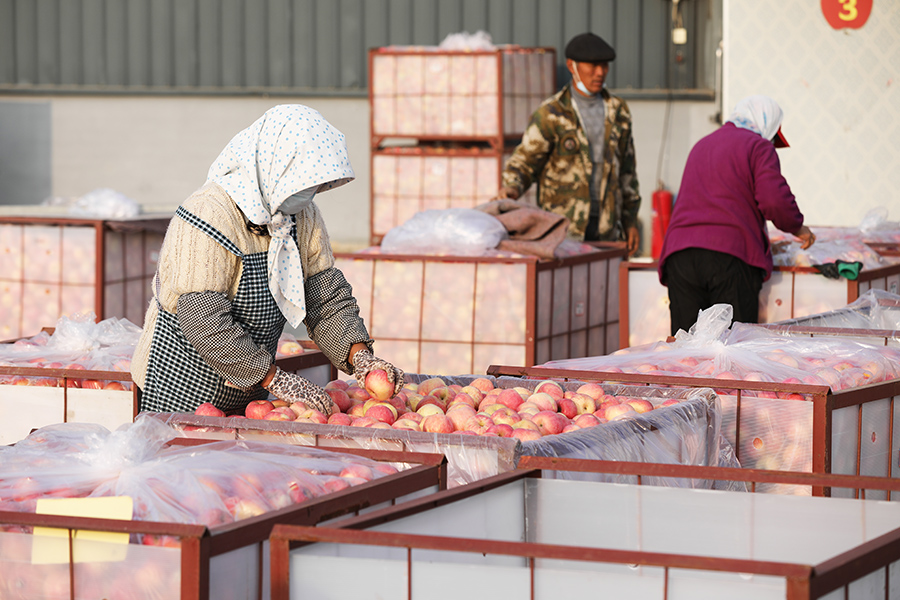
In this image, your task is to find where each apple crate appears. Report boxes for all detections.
[0,214,171,341]
[489,363,900,498]
[0,339,336,446]
[0,438,446,600]
[334,244,627,376]
[370,144,537,245]
[271,465,900,600]
[154,411,519,489]
[369,46,557,148]
[155,372,728,490]
[619,259,900,348]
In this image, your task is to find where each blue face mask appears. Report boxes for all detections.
[277,186,318,215]
[572,67,595,97]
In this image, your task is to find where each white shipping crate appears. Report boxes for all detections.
[0,214,169,340]
[370,145,539,245]
[275,473,900,599]
[335,244,626,375]
[370,46,556,144]
[620,259,900,348]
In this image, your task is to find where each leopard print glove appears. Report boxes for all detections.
[264,366,335,416]
[352,349,405,396]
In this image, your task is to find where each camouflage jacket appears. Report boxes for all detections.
[501,85,641,241]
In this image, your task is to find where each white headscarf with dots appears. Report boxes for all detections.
[207,104,355,328]
[727,95,784,142]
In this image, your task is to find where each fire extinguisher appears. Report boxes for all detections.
[651,187,674,259]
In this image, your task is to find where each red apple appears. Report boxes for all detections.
[245,399,275,420]
[422,414,455,434]
[532,410,566,436]
[264,407,296,421]
[446,404,477,430]
[365,402,397,425]
[327,413,353,426]
[527,392,557,413]
[484,423,515,437]
[326,388,352,413]
[533,380,565,400]
[573,413,601,428]
[604,404,637,421]
[364,369,394,400]
[417,377,447,396]
[511,428,542,442]
[468,377,494,393]
[195,402,226,417]
[494,388,525,411]
[570,393,597,415]
[325,379,349,391]
[557,398,578,419]
[392,418,422,431]
[625,399,654,414]
[576,383,605,400]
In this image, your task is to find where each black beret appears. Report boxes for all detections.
[565,33,616,62]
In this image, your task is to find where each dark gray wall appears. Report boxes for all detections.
[0,101,51,205]
[0,0,720,95]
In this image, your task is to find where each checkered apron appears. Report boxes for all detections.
[140,207,287,414]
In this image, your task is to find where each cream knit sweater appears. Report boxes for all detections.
[131,182,334,388]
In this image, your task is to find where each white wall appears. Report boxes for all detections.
[2,94,719,255]
[724,0,900,228]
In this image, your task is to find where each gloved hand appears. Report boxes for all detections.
[352,349,405,396]
[264,366,335,416]
[813,260,863,281]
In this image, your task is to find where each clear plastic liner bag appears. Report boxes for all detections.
[89,440,399,530]
[0,417,175,514]
[380,208,509,256]
[771,234,885,270]
[770,288,900,330]
[68,188,141,219]
[438,30,495,50]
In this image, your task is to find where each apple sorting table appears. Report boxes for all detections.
[271,464,900,600]
[369,46,556,151]
[0,213,171,341]
[619,258,900,348]
[334,243,627,376]
[158,373,730,490]
[0,335,336,446]
[0,421,446,600]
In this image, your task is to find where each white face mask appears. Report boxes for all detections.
[277,186,318,215]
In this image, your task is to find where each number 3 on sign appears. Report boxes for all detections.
[821,0,872,29]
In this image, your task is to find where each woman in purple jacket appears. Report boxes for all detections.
[658,95,815,335]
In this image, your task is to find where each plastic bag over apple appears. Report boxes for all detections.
[0,417,176,514]
[380,208,509,256]
[541,303,900,393]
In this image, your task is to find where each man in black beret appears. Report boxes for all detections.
[499,33,642,255]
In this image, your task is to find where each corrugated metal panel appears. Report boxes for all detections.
[0,0,718,94]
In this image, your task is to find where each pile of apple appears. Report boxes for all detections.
[0,357,132,390]
[196,372,681,441]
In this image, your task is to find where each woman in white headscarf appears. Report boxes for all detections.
[132,105,403,415]
[657,95,816,335]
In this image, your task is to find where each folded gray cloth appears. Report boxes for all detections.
[475,199,570,260]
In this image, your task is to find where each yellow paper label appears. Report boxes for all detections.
[32,496,133,564]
